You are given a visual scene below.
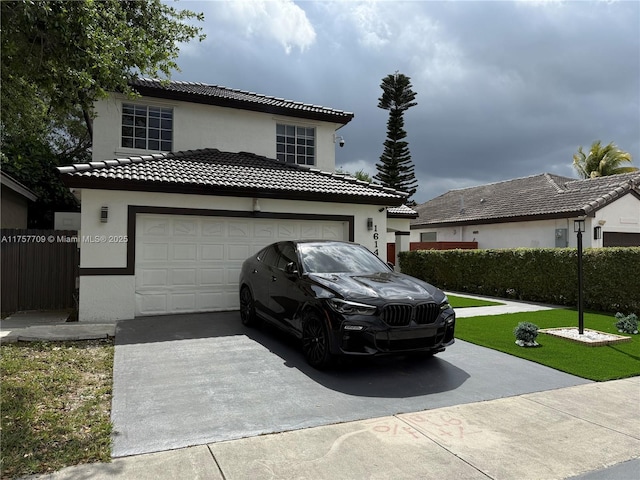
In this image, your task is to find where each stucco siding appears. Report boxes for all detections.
[76,188,388,321]
[92,95,339,172]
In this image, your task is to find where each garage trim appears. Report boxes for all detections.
[80,205,355,276]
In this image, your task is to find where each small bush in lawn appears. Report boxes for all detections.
[514,321,539,347]
[615,312,638,334]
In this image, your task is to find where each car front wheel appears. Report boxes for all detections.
[240,286,258,327]
[302,312,333,369]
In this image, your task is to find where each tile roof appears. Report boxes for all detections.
[412,172,640,227]
[129,78,354,125]
[387,204,418,218]
[58,148,407,206]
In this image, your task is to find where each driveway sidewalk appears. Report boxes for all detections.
[32,377,640,480]
[6,296,639,480]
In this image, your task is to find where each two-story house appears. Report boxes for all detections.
[58,79,410,322]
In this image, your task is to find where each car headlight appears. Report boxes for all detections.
[327,298,377,316]
[440,299,452,311]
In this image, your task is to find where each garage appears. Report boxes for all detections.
[603,232,640,247]
[59,148,406,322]
[135,213,348,316]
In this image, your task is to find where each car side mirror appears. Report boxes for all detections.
[285,262,299,275]
[387,261,395,271]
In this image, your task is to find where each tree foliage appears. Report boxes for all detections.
[1,0,205,139]
[374,72,418,200]
[1,0,205,227]
[572,141,638,179]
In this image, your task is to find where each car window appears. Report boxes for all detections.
[299,243,390,274]
[259,245,279,268]
[276,243,297,271]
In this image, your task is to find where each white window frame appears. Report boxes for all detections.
[121,103,173,152]
[276,123,316,165]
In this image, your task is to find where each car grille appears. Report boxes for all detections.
[415,303,440,325]
[381,303,440,327]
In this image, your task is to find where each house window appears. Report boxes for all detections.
[121,103,173,151]
[421,232,437,242]
[276,124,315,165]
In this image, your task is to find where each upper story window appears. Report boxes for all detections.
[121,103,173,151]
[276,124,315,165]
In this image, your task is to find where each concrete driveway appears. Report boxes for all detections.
[111,312,590,457]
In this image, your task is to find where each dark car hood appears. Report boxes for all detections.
[307,271,441,302]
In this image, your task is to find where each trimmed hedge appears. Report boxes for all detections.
[399,247,640,313]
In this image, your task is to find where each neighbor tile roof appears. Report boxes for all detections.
[387,204,418,218]
[412,172,640,227]
[58,148,407,206]
[129,78,354,125]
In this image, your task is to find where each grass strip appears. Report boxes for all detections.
[0,339,114,478]
[447,294,504,308]
[455,309,640,381]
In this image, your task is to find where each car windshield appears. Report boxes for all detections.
[298,243,390,274]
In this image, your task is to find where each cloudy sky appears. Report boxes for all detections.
[171,0,639,204]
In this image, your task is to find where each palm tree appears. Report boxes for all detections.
[572,141,638,179]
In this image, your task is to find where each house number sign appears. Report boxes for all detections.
[373,225,379,256]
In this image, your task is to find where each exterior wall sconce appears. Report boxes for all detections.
[593,226,601,240]
[253,198,261,212]
[100,206,109,223]
[367,218,373,231]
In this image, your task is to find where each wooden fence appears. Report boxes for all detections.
[388,241,478,262]
[410,241,478,250]
[1,229,79,313]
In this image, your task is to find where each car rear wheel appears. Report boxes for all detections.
[302,313,333,369]
[240,286,258,327]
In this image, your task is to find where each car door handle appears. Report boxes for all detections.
[252,269,258,274]
[271,276,277,282]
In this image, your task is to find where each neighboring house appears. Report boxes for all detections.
[58,79,410,322]
[411,172,640,249]
[1,171,37,228]
[386,204,418,264]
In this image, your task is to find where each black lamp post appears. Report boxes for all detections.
[574,219,586,335]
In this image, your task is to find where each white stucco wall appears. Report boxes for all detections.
[411,195,640,250]
[92,94,341,172]
[77,188,389,321]
[412,217,598,249]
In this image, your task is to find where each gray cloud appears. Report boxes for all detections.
[174,0,639,203]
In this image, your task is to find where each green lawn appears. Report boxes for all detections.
[455,309,640,381]
[447,294,503,308]
[0,340,114,478]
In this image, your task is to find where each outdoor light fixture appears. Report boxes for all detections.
[252,198,261,212]
[367,218,373,231]
[574,218,586,334]
[100,206,108,223]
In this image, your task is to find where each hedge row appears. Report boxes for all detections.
[398,247,640,314]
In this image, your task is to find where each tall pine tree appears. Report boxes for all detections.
[374,72,418,201]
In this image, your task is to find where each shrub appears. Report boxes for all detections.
[399,247,640,313]
[514,322,539,346]
[615,312,639,334]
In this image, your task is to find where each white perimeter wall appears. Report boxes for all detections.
[77,188,388,322]
[92,95,341,172]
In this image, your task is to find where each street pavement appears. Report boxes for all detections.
[3,296,639,480]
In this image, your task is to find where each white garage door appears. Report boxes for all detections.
[135,214,348,316]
